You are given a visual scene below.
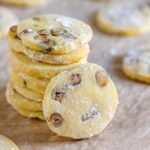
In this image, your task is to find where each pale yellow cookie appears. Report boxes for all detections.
[10,71,48,95]
[11,76,43,102]
[0,8,17,38]
[6,85,44,120]
[9,51,87,79]
[8,27,89,65]
[16,15,92,53]
[6,84,42,111]
[96,3,150,36]
[123,49,150,83]
[0,0,46,7]
[0,135,19,150]
[43,63,118,139]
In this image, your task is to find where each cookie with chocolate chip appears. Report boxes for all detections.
[16,15,92,54]
[96,2,150,36]
[8,27,89,65]
[123,49,150,83]
[9,51,87,79]
[6,84,42,112]
[43,63,119,139]
[10,71,48,95]
[11,78,43,102]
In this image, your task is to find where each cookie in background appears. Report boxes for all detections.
[0,0,47,7]
[122,48,150,84]
[96,2,150,36]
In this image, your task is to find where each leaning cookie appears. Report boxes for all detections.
[16,15,92,53]
[0,135,19,150]
[8,26,90,65]
[9,51,87,79]
[96,3,150,36]
[122,49,150,83]
[43,63,119,139]
[6,85,44,120]
[0,8,18,38]
[0,0,46,7]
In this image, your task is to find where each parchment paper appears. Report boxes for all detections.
[0,0,150,149]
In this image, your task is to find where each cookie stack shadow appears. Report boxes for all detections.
[6,18,91,120]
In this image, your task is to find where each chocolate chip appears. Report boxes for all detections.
[21,28,33,34]
[12,88,17,93]
[52,88,66,103]
[51,28,64,36]
[23,80,27,87]
[62,29,76,39]
[95,70,108,87]
[32,16,41,21]
[51,28,76,39]
[70,73,81,86]
[49,113,64,127]
[38,29,49,36]
[10,25,17,33]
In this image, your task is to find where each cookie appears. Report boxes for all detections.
[12,81,43,102]
[16,15,92,53]
[43,63,118,139]
[6,84,42,111]
[9,51,87,79]
[8,28,89,65]
[0,0,46,7]
[6,85,44,120]
[0,8,18,38]
[122,49,150,83]
[96,3,150,36]
[10,71,48,94]
[0,135,19,150]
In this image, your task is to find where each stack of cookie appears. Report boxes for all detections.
[6,15,92,120]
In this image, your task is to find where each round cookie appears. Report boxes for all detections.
[96,3,150,36]
[6,85,44,120]
[12,82,43,102]
[10,71,48,95]
[9,51,87,79]
[122,49,150,83]
[43,63,119,139]
[6,84,42,111]
[16,15,92,53]
[8,27,89,65]
[0,135,19,150]
[0,0,46,7]
[0,8,18,38]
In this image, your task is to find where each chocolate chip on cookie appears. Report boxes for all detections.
[52,88,66,103]
[70,73,81,86]
[10,25,17,33]
[49,113,64,127]
[95,70,108,87]
[21,28,33,34]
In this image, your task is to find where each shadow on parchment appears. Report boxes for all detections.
[0,87,86,147]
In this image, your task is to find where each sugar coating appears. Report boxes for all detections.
[124,49,150,75]
[100,3,150,28]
